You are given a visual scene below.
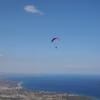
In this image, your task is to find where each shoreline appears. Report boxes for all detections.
[17,81,97,100]
[0,79,97,100]
[18,81,22,89]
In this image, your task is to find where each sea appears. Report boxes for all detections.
[3,74,100,100]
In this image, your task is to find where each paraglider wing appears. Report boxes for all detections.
[51,37,60,42]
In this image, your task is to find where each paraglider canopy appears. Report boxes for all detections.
[51,37,60,42]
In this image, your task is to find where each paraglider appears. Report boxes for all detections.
[51,37,60,48]
[51,37,60,42]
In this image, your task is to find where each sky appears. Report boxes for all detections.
[0,0,100,74]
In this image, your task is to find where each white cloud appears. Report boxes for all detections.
[68,65,72,68]
[0,54,3,57]
[24,5,44,15]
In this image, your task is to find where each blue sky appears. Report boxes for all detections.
[0,0,100,74]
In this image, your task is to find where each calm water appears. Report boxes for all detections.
[3,74,100,100]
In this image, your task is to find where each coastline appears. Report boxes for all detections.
[0,79,96,100]
[2,75,99,100]
[18,81,22,89]
[17,81,97,100]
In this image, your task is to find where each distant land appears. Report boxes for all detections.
[0,73,96,100]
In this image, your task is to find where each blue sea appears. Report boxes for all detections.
[3,74,100,100]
